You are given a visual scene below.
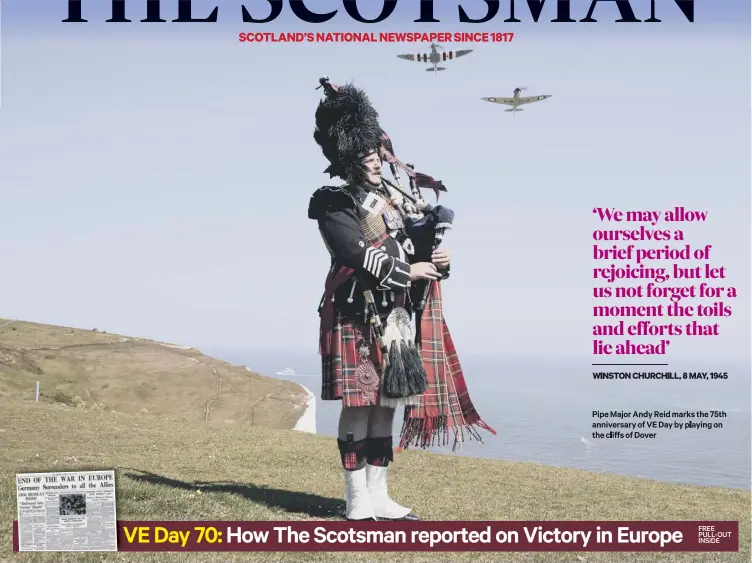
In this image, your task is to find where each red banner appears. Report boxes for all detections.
[12,520,738,552]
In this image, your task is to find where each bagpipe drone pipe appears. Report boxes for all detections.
[381,161,454,313]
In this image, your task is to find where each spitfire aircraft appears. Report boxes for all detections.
[396,43,473,73]
[481,87,552,115]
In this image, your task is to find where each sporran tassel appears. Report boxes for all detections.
[402,341,427,395]
[384,340,409,398]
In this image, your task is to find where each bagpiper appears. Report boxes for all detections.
[307,77,495,522]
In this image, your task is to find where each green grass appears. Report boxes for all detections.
[2,400,750,563]
[1,318,750,562]
[0,318,307,430]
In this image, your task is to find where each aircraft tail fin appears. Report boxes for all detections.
[427,67,446,72]
[504,108,522,112]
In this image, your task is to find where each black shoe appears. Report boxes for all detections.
[345,516,379,521]
[379,512,420,521]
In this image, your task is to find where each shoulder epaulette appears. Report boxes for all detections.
[307,185,358,220]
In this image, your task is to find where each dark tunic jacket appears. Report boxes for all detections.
[308,181,429,322]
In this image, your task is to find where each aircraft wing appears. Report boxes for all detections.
[517,95,552,105]
[441,49,473,61]
[481,97,516,105]
[397,53,430,63]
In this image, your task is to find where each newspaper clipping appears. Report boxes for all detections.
[16,470,117,552]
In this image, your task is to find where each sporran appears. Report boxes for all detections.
[379,307,427,408]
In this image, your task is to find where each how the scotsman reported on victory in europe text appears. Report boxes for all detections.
[2,0,751,559]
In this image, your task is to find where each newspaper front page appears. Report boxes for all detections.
[16,470,117,551]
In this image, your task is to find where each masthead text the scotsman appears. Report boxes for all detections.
[62,0,695,24]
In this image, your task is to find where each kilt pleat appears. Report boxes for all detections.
[321,314,383,408]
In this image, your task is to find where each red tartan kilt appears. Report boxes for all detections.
[320,314,384,408]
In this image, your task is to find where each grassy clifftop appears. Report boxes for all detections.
[0,318,308,429]
[1,318,749,562]
[2,400,750,563]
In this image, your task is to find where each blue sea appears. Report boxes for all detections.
[205,347,751,490]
